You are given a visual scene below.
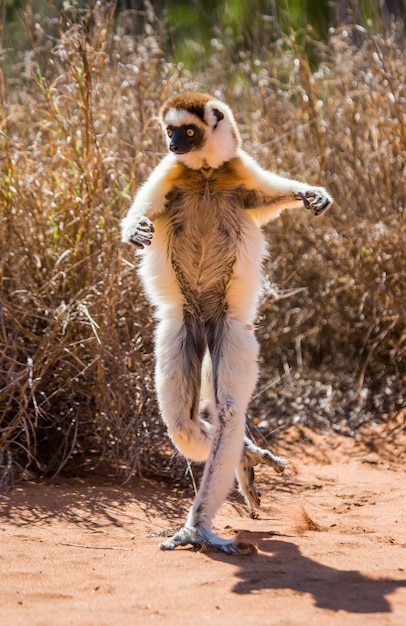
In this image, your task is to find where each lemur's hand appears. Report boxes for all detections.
[128,217,155,249]
[298,189,332,217]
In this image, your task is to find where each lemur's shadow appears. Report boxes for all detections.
[208,532,406,614]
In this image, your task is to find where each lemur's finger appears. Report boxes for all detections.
[129,240,144,249]
[298,191,311,208]
[129,236,151,249]
[138,217,155,233]
[136,229,154,239]
[313,198,332,216]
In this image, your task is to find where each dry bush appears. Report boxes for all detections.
[0,5,405,487]
[245,27,406,434]
[0,4,173,486]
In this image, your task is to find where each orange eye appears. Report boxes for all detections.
[186,128,195,137]
[167,128,173,138]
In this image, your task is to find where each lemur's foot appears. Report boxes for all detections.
[237,437,289,516]
[243,437,288,474]
[149,526,182,538]
[159,524,255,554]
[298,190,332,216]
[236,459,261,517]
[129,216,155,249]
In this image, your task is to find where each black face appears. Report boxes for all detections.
[166,124,205,154]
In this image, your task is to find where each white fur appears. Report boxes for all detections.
[120,154,177,243]
[164,108,205,127]
[227,213,267,322]
[233,149,332,225]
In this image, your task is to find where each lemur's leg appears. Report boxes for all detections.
[236,437,288,517]
[200,347,288,517]
[161,318,259,553]
[154,310,213,462]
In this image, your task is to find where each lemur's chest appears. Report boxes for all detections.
[163,175,245,299]
[165,171,244,236]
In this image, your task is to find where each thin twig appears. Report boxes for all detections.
[59,542,133,551]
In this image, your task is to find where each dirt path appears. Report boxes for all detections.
[1,424,405,626]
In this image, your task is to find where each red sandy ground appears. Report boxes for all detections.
[1,421,405,626]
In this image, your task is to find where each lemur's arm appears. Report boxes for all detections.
[234,150,333,226]
[120,154,180,249]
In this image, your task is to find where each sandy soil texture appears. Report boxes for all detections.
[1,421,405,626]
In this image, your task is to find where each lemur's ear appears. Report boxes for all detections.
[212,108,224,128]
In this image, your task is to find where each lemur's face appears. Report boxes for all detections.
[166,122,205,155]
[160,93,241,169]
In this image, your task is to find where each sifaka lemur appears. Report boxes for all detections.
[121,92,332,553]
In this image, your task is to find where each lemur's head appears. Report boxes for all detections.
[160,93,241,170]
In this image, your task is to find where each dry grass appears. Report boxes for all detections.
[295,507,328,535]
[0,4,405,488]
